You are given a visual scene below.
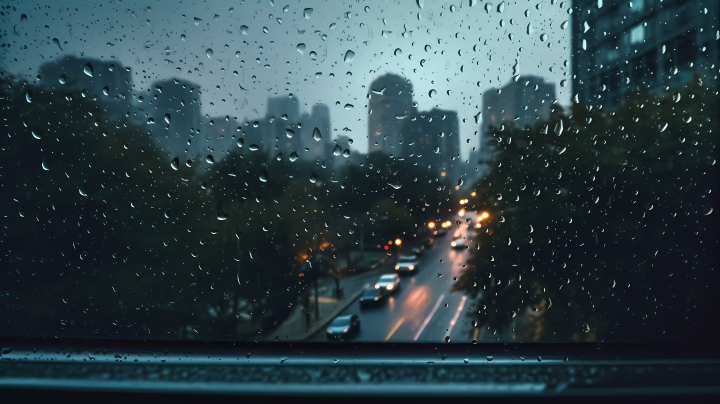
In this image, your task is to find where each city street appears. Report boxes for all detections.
[307,213,485,343]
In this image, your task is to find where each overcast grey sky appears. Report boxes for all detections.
[2,0,572,156]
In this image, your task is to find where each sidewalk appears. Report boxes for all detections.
[265,255,392,341]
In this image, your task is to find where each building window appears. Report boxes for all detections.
[629,24,645,44]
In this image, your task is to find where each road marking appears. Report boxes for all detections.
[385,317,405,341]
[413,294,445,341]
[446,295,467,338]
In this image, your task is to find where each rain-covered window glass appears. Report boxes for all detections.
[1,0,717,343]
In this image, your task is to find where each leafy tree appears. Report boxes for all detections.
[455,77,718,342]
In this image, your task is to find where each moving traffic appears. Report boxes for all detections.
[316,211,485,342]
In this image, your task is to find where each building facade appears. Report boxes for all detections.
[571,0,719,108]
[367,74,416,155]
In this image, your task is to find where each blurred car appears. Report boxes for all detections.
[450,237,465,249]
[326,314,361,340]
[359,287,387,307]
[394,255,420,273]
[411,246,424,256]
[375,273,401,293]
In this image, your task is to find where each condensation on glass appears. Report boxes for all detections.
[0,0,717,344]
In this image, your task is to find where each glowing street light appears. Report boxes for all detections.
[395,238,402,246]
[428,222,436,229]
[481,211,490,219]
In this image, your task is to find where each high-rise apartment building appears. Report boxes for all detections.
[571,0,718,108]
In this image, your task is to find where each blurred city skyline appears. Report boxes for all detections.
[1,0,573,158]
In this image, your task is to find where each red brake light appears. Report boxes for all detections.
[384,245,389,250]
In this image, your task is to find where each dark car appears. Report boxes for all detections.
[325,314,361,340]
[359,287,386,307]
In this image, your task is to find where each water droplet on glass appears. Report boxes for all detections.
[289,151,299,162]
[285,128,295,138]
[26,90,32,103]
[540,33,548,42]
[186,159,193,167]
[332,144,342,156]
[394,48,402,56]
[258,169,268,183]
[342,149,350,158]
[296,43,306,54]
[59,74,67,84]
[41,158,49,171]
[433,146,440,154]
[303,8,314,19]
[249,144,260,151]
[171,157,179,170]
[79,186,87,197]
[672,91,681,103]
[309,173,318,184]
[240,25,249,35]
[388,179,402,189]
[344,50,355,63]
[554,120,563,136]
[31,128,42,139]
[312,127,322,141]
[206,48,213,58]
[83,63,93,77]
[429,89,436,98]
[237,138,244,148]
[206,155,214,164]
[344,104,354,109]
[444,336,450,343]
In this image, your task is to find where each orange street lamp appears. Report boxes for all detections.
[388,240,393,245]
[395,238,402,246]
[428,222,436,229]
[481,211,490,219]
[471,192,477,197]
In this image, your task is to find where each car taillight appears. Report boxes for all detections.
[408,265,414,270]
[394,265,399,270]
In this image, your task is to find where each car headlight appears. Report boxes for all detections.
[374,295,381,301]
[408,265,414,270]
[375,284,380,289]
[451,242,456,247]
[386,285,393,290]
[343,328,349,333]
[395,265,399,270]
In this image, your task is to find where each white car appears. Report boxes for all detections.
[395,255,419,273]
[375,274,401,293]
[450,237,465,249]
